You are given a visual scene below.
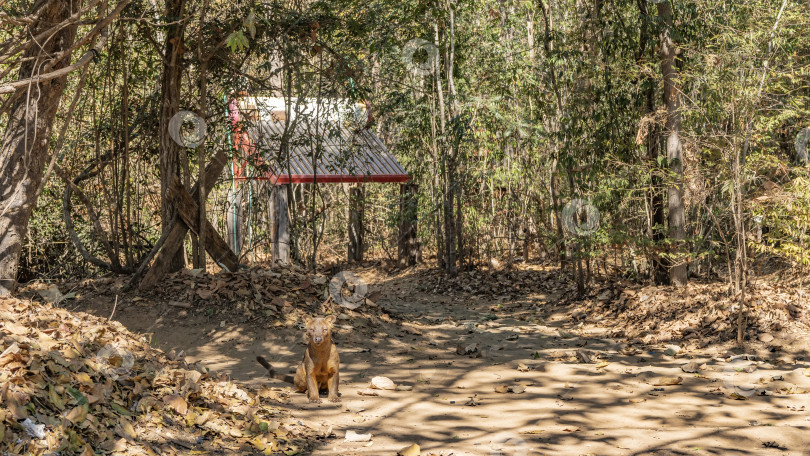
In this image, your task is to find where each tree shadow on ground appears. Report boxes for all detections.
[60,264,810,455]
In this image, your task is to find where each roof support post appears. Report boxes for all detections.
[272,184,291,264]
[347,183,364,263]
[226,182,243,254]
[398,183,419,268]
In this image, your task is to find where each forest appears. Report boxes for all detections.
[0,0,809,455]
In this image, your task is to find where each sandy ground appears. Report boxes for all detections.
[67,267,810,456]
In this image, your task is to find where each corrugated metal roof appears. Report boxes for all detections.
[231,97,409,184]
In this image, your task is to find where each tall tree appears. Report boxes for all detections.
[637,0,668,284]
[158,0,188,272]
[657,0,687,286]
[0,1,82,295]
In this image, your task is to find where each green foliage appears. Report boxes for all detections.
[3,0,809,282]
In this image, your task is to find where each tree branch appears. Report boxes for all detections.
[0,0,130,94]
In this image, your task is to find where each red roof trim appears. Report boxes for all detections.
[234,174,411,184]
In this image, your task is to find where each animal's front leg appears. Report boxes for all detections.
[306,368,321,403]
[327,370,340,402]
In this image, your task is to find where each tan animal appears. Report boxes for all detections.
[257,315,340,403]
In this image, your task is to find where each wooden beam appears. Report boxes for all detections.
[272,184,290,264]
[168,178,239,272]
[398,183,418,268]
[225,185,244,253]
[347,184,364,263]
[139,150,229,290]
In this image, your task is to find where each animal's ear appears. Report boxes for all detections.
[324,315,336,327]
[303,316,314,327]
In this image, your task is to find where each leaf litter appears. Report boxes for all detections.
[416,263,810,347]
[0,296,320,455]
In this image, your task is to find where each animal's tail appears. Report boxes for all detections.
[256,356,295,384]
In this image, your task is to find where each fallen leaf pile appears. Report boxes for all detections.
[416,262,809,346]
[576,280,810,345]
[0,296,319,455]
[419,265,560,299]
[146,264,327,324]
[57,263,393,331]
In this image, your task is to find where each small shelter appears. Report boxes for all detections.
[138,97,417,290]
[228,96,417,265]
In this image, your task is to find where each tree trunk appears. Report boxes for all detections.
[432,21,457,276]
[650,116,668,285]
[0,2,80,295]
[445,1,460,275]
[443,165,457,276]
[195,0,211,270]
[398,183,419,267]
[637,0,669,284]
[549,161,565,266]
[456,179,464,270]
[158,0,187,273]
[657,1,688,286]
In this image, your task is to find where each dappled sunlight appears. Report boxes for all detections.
[48,263,810,455]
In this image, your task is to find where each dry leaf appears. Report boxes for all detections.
[162,394,189,415]
[398,443,421,456]
[117,419,137,441]
[65,403,89,424]
[370,376,397,390]
[651,376,683,386]
[345,430,372,442]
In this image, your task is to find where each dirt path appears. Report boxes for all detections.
[68,267,810,455]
